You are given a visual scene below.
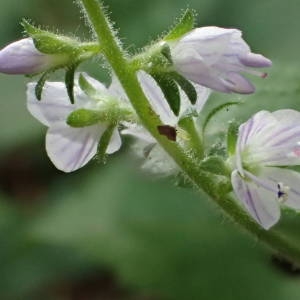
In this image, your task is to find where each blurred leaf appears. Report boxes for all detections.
[29,155,300,300]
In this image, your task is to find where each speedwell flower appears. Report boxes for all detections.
[122,71,210,175]
[0,38,67,74]
[123,70,210,144]
[170,26,272,94]
[230,110,300,229]
[27,74,127,172]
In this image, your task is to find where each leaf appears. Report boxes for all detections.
[227,120,240,156]
[202,101,241,133]
[35,70,52,101]
[97,124,115,162]
[164,9,195,41]
[169,71,197,104]
[22,19,78,55]
[199,156,231,177]
[65,65,77,104]
[150,72,180,116]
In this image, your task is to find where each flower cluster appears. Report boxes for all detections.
[2,13,300,232]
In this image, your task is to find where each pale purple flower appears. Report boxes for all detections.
[122,71,210,175]
[170,26,272,94]
[27,74,122,172]
[122,70,210,144]
[0,38,67,74]
[231,110,300,229]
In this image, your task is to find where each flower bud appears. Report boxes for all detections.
[0,38,68,75]
[170,26,272,94]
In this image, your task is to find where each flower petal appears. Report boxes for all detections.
[223,72,255,94]
[0,38,56,74]
[260,167,300,210]
[27,82,74,126]
[122,123,155,143]
[108,74,130,103]
[231,170,280,229]
[106,128,122,154]
[180,82,210,115]
[239,53,272,68]
[137,71,176,125]
[46,123,104,172]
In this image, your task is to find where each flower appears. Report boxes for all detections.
[123,71,210,143]
[0,38,67,74]
[230,110,300,229]
[122,71,210,175]
[170,26,272,94]
[27,74,124,172]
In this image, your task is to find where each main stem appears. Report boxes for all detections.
[80,0,300,265]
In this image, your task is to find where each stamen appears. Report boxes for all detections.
[277,182,290,203]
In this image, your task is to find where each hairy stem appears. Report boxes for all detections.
[80,0,300,265]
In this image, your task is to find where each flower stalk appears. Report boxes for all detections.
[79,0,300,265]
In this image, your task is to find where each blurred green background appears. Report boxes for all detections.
[1,0,300,299]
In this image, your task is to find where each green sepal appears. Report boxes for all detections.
[199,156,231,177]
[164,9,196,41]
[97,124,115,163]
[65,65,77,104]
[78,73,98,99]
[202,101,241,133]
[22,19,79,55]
[150,73,180,116]
[160,44,173,64]
[35,69,53,100]
[67,109,102,127]
[169,71,197,104]
[227,120,240,156]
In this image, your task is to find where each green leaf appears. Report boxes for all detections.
[227,120,240,156]
[35,70,52,101]
[67,109,102,127]
[97,124,115,162]
[164,9,195,41]
[199,156,231,177]
[150,73,180,116]
[22,19,79,55]
[65,65,77,104]
[169,71,197,104]
[160,44,173,64]
[202,101,241,133]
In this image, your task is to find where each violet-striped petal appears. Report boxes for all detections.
[223,72,255,94]
[46,123,105,172]
[27,82,74,126]
[239,53,272,68]
[0,38,58,75]
[260,167,300,210]
[231,170,280,229]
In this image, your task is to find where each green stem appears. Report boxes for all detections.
[80,0,300,265]
[179,117,204,159]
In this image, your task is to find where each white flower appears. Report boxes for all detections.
[170,26,272,94]
[0,38,67,74]
[122,71,210,175]
[123,71,210,142]
[27,74,122,172]
[231,110,300,229]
